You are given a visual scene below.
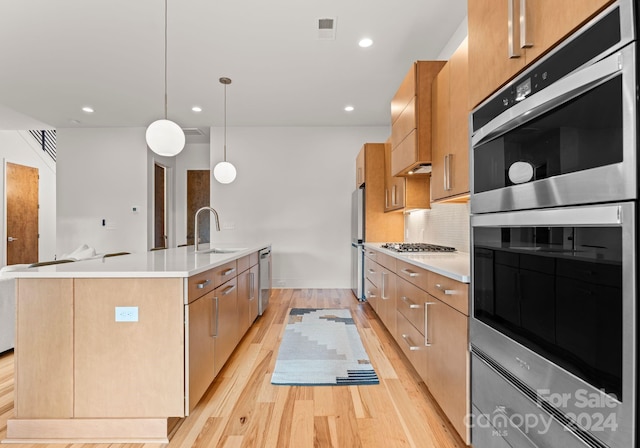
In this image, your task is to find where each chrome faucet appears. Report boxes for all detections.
[194,206,221,253]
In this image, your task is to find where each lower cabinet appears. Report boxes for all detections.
[214,278,239,376]
[365,246,470,444]
[187,291,216,412]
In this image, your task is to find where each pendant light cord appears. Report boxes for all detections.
[164,0,168,120]
[223,82,227,161]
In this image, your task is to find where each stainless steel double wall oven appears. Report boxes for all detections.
[470,2,637,447]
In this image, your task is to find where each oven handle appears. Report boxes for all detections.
[471,203,624,228]
[472,46,624,148]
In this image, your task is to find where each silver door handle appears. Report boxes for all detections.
[401,296,421,309]
[221,284,236,296]
[520,0,532,49]
[444,154,452,191]
[392,184,397,206]
[424,302,435,346]
[196,279,211,289]
[7,237,18,242]
[400,268,418,278]
[381,272,387,299]
[385,188,389,208]
[401,334,424,351]
[222,267,236,276]
[249,272,255,300]
[435,283,455,295]
[211,296,219,338]
[508,0,520,58]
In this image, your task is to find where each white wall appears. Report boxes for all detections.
[209,126,389,288]
[437,17,468,60]
[175,143,210,246]
[57,128,150,256]
[0,130,57,265]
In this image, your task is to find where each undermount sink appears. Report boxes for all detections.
[196,247,246,254]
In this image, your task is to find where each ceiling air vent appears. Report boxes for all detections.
[317,17,337,40]
[182,128,205,136]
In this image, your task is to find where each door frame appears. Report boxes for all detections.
[150,159,175,250]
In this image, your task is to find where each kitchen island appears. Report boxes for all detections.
[3,243,269,444]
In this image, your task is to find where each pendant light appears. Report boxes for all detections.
[213,77,237,184]
[145,0,185,157]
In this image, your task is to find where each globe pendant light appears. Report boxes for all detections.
[145,0,185,157]
[213,77,237,184]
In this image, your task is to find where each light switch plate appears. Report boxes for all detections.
[115,306,138,322]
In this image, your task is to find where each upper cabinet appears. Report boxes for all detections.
[356,149,365,188]
[384,138,405,212]
[468,0,613,108]
[390,61,446,176]
[431,38,470,203]
[356,143,404,242]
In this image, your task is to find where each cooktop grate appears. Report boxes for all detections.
[381,242,456,253]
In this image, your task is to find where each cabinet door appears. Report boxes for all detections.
[364,278,379,314]
[523,0,613,64]
[214,278,238,376]
[237,269,251,340]
[447,38,470,198]
[430,62,450,202]
[384,139,405,212]
[468,0,526,108]
[425,298,469,442]
[356,147,365,188]
[248,264,259,323]
[379,268,397,338]
[187,291,216,412]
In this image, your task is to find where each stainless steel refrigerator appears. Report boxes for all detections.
[351,188,365,300]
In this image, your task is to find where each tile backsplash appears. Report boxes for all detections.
[404,203,470,252]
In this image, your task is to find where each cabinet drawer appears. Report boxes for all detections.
[396,259,429,291]
[396,277,426,335]
[391,129,418,176]
[426,271,469,316]
[365,249,396,272]
[249,251,259,267]
[396,310,427,381]
[391,97,416,149]
[188,260,238,303]
[364,278,379,314]
[472,354,585,447]
[237,255,250,274]
[364,257,379,287]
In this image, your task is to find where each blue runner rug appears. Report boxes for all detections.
[271,308,379,386]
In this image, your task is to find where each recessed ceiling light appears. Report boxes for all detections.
[358,38,373,48]
[344,105,355,112]
[192,106,202,112]
[82,106,94,113]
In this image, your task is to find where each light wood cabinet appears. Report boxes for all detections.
[365,246,470,444]
[238,253,260,338]
[214,277,239,376]
[187,290,216,412]
[390,61,446,177]
[248,264,260,324]
[357,143,404,242]
[468,0,613,108]
[384,138,405,212]
[431,38,470,203]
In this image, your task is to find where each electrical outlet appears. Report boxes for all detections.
[115,306,138,322]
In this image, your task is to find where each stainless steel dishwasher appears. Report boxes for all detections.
[258,246,272,315]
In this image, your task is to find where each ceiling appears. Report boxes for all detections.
[0,0,467,132]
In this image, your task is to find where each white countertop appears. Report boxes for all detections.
[364,243,471,283]
[7,243,270,279]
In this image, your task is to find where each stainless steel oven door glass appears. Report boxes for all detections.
[470,2,636,214]
[471,202,636,448]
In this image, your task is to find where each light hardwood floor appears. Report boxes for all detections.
[0,288,467,448]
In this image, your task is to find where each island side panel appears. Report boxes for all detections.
[73,278,185,418]
[15,278,74,418]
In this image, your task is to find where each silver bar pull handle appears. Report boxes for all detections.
[424,302,435,346]
[392,184,397,206]
[520,0,532,48]
[222,267,236,276]
[196,279,211,289]
[401,334,424,351]
[385,189,389,208]
[401,296,421,309]
[508,0,520,58]
[366,290,377,299]
[211,296,219,337]
[400,268,418,278]
[435,283,455,295]
[381,272,387,299]
[367,268,376,275]
[249,272,255,300]
[221,284,236,296]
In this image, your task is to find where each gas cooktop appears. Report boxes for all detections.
[381,242,456,253]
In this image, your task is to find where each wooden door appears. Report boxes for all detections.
[430,62,450,202]
[468,0,526,108]
[523,0,613,64]
[186,170,210,246]
[153,163,166,249]
[6,162,39,265]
